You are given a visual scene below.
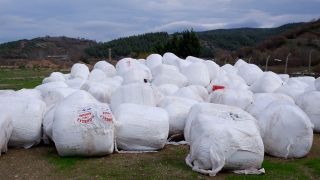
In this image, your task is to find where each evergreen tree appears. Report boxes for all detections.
[178,29,202,58]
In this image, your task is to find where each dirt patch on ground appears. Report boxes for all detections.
[25,60,58,69]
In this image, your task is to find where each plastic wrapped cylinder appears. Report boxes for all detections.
[65,77,87,89]
[185,56,204,63]
[114,103,169,151]
[162,52,179,65]
[0,113,13,155]
[287,78,309,89]
[157,84,179,96]
[277,74,289,83]
[249,72,284,93]
[187,85,209,101]
[145,54,162,71]
[42,104,56,143]
[122,65,152,85]
[153,64,180,77]
[203,60,224,80]
[181,62,210,87]
[0,90,15,96]
[237,64,263,86]
[153,68,188,88]
[259,100,313,158]
[171,58,192,71]
[99,77,123,87]
[42,72,66,84]
[221,64,238,74]
[315,77,320,91]
[234,59,248,69]
[273,86,304,101]
[206,75,231,93]
[0,97,46,148]
[137,59,146,65]
[93,60,116,78]
[52,90,114,157]
[296,91,320,133]
[70,63,90,79]
[35,81,68,97]
[171,87,204,102]
[88,69,107,82]
[295,76,315,86]
[12,89,43,100]
[158,96,198,137]
[115,58,138,77]
[84,82,119,104]
[43,87,78,106]
[246,93,295,120]
[207,89,254,110]
[185,103,264,176]
[110,83,164,112]
[227,74,247,89]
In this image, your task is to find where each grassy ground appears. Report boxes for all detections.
[1,67,320,179]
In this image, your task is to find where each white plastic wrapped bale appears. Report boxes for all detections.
[234,59,248,69]
[185,103,264,176]
[171,87,204,102]
[221,64,238,74]
[153,65,188,88]
[185,56,204,63]
[0,97,46,148]
[158,96,198,137]
[171,58,192,71]
[88,69,107,82]
[0,90,15,96]
[203,60,225,81]
[157,84,179,96]
[296,91,320,133]
[70,63,90,79]
[99,77,123,87]
[181,62,210,87]
[249,72,284,94]
[145,54,162,72]
[187,85,209,101]
[35,81,68,97]
[273,86,304,101]
[110,83,164,112]
[162,52,179,65]
[114,103,169,151]
[42,104,56,143]
[206,75,231,93]
[122,65,152,85]
[287,78,309,89]
[0,113,13,155]
[237,64,263,86]
[65,77,88,89]
[93,60,116,78]
[315,77,320,91]
[84,82,119,104]
[207,89,254,110]
[115,58,138,77]
[43,87,78,106]
[259,100,313,158]
[277,74,289,83]
[295,76,315,86]
[12,89,43,100]
[227,74,247,89]
[52,90,114,157]
[42,72,66,84]
[137,59,146,65]
[246,93,295,120]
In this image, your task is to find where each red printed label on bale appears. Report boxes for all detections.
[100,107,113,122]
[212,85,225,91]
[77,107,94,124]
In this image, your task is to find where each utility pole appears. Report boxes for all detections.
[285,53,291,74]
[249,57,252,64]
[265,55,270,71]
[109,48,111,61]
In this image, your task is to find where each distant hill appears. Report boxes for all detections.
[0,21,319,67]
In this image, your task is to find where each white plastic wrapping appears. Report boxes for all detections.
[181,62,210,87]
[171,87,204,102]
[35,81,68,97]
[258,100,313,158]
[145,54,163,72]
[70,63,90,79]
[207,89,254,110]
[203,60,224,81]
[185,103,264,176]
[221,64,238,74]
[88,69,107,82]
[115,58,138,77]
[296,91,320,133]
[187,85,209,101]
[158,96,198,137]
[65,77,88,89]
[315,77,320,91]
[157,84,179,96]
[237,64,263,85]
[0,112,13,155]
[52,90,114,157]
[114,103,169,151]
[43,87,78,106]
[152,65,188,88]
[122,65,152,85]
[249,72,284,93]
[110,83,163,112]
[0,97,46,148]
[93,60,116,78]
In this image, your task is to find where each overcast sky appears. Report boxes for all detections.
[0,0,319,44]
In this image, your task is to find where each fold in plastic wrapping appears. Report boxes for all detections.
[0,113,13,155]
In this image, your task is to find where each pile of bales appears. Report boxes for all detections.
[0,52,319,176]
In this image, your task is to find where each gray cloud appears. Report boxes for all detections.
[0,0,319,43]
